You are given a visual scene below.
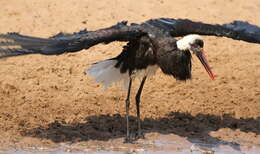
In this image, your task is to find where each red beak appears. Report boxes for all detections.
[195,48,215,80]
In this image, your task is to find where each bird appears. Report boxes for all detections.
[86,34,215,142]
[0,18,260,142]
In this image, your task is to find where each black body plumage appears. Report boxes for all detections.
[112,36,192,80]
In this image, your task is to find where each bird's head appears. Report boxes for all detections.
[177,34,215,80]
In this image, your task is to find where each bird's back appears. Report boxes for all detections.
[113,36,157,74]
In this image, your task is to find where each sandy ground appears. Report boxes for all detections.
[0,0,260,153]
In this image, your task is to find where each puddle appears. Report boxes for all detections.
[0,134,259,154]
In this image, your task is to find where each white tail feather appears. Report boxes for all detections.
[85,60,129,88]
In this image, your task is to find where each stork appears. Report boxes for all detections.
[0,18,260,142]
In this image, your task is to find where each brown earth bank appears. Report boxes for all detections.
[0,0,260,152]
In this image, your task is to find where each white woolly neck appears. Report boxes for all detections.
[176,34,202,50]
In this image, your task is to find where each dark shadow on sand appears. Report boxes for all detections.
[21,112,260,151]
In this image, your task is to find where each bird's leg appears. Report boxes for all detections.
[124,78,132,143]
[135,76,147,139]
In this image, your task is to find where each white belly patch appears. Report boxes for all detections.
[131,65,159,79]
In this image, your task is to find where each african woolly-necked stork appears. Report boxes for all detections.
[0,18,260,142]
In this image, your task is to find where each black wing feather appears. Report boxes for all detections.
[145,18,260,44]
[1,18,260,59]
[1,32,72,53]
[50,29,89,39]
[0,21,143,58]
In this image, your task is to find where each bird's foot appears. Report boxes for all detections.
[124,131,145,143]
[124,132,145,143]
[135,131,145,140]
[124,133,136,143]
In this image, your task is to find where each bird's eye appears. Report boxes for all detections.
[195,40,204,48]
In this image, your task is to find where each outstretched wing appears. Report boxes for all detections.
[145,18,260,44]
[0,21,143,58]
[1,18,259,59]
